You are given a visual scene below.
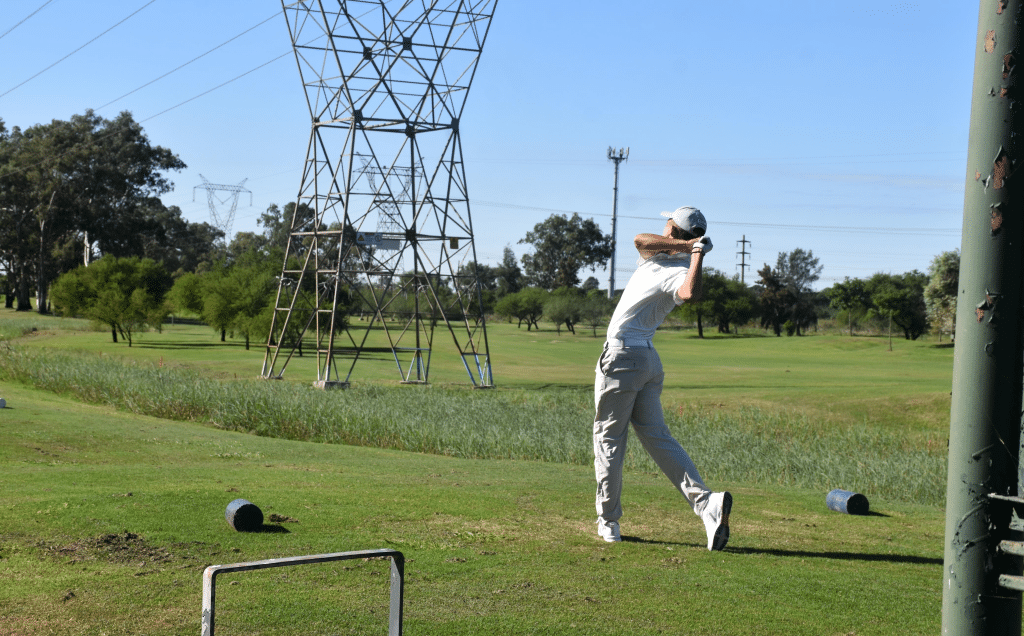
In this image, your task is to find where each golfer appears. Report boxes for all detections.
[593,206,732,550]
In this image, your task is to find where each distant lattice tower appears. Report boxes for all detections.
[263,0,499,388]
[193,174,252,244]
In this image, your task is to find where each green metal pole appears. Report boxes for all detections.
[942,1,1024,633]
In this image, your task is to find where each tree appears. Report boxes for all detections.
[199,249,280,348]
[519,214,613,290]
[454,261,498,315]
[675,268,758,337]
[200,267,238,343]
[865,271,929,345]
[713,274,759,334]
[494,287,548,330]
[50,255,172,346]
[775,248,822,336]
[0,111,185,315]
[127,201,222,275]
[167,271,205,317]
[823,277,871,336]
[544,287,583,335]
[578,290,614,336]
[494,246,524,297]
[924,250,959,342]
[227,255,278,350]
[776,248,823,294]
[755,264,795,336]
[257,203,293,253]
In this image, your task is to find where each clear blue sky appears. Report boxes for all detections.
[0,1,978,289]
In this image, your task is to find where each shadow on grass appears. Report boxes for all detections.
[135,341,248,350]
[520,383,593,391]
[622,535,941,565]
[727,545,942,565]
[240,524,291,534]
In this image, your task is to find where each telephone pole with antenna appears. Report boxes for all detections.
[607,146,629,299]
[736,235,751,284]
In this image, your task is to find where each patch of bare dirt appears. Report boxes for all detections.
[36,532,223,567]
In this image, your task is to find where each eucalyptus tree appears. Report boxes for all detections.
[519,214,613,290]
[924,250,959,342]
[0,111,186,314]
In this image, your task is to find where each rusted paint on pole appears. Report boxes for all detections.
[943,1,1024,633]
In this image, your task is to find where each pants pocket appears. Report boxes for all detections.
[599,350,639,376]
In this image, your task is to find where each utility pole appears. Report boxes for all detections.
[607,147,628,299]
[942,1,1024,633]
[736,235,751,284]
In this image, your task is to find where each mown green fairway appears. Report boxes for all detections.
[0,309,951,634]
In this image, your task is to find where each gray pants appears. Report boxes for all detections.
[593,342,711,523]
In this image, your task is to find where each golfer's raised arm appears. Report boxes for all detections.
[634,233,701,261]
[676,246,705,303]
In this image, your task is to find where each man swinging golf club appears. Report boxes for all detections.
[592,206,732,550]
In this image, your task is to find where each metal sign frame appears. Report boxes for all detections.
[201,548,405,636]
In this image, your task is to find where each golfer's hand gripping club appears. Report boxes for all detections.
[691,236,712,255]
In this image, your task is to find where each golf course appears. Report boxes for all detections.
[0,309,951,635]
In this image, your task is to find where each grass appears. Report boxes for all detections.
[9,308,955,432]
[0,341,947,506]
[0,383,943,635]
[0,307,953,634]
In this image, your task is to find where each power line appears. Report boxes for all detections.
[0,0,55,42]
[138,51,290,124]
[95,10,281,111]
[473,200,960,237]
[0,0,159,100]
[0,50,291,184]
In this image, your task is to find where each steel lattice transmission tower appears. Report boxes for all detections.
[193,174,252,244]
[263,0,498,388]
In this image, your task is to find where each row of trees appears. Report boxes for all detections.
[493,286,614,335]
[49,203,303,348]
[39,203,961,347]
[822,250,960,344]
[0,110,222,313]
[0,107,959,346]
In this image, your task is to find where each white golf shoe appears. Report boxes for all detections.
[701,491,732,551]
[597,519,621,543]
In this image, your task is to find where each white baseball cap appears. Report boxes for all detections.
[660,206,707,235]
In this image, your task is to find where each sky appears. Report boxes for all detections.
[0,1,980,290]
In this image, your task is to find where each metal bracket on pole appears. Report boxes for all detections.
[201,549,404,636]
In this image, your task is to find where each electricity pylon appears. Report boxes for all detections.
[193,174,252,244]
[263,0,499,389]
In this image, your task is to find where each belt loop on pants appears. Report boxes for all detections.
[605,338,652,349]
